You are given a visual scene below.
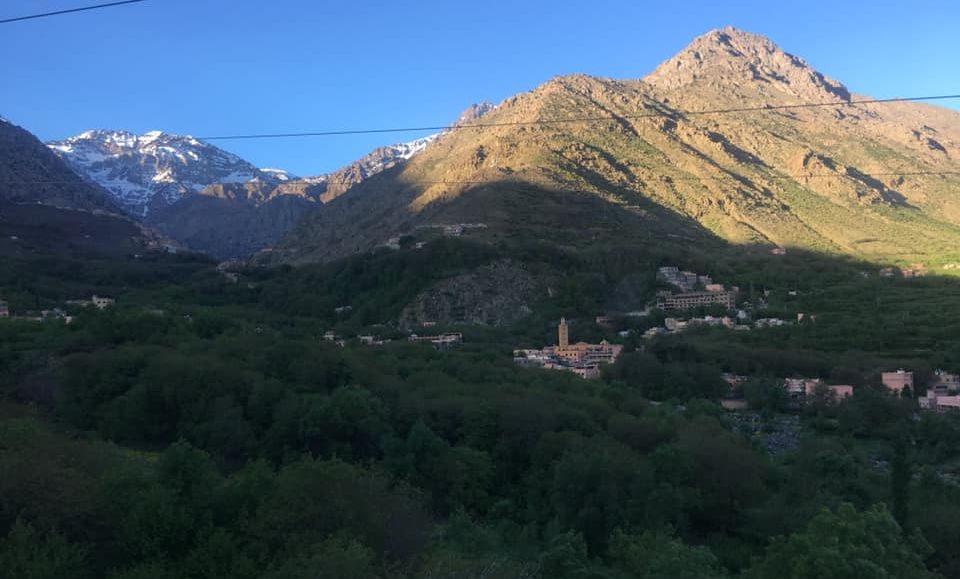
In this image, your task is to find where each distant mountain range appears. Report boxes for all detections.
[7,27,960,267]
[43,103,494,258]
[266,27,960,267]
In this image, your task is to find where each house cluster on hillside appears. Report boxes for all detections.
[919,370,960,411]
[721,374,855,410]
[721,369,960,414]
[514,318,623,379]
[642,314,791,339]
[409,332,463,350]
[66,295,115,310]
[323,332,391,347]
[655,266,738,311]
[321,331,463,351]
[784,378,855,403]
[0,294,112,323]
[413,223,489,238]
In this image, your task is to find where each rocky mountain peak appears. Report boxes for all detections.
[47,129,284,216]
[644,26,850,102]
[453,101,496,126]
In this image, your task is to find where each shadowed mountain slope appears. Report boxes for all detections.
[0,118,118,212]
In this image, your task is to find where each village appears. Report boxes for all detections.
[322,329,464,351]
[508,264,960,417]
[515,312,960,415]
[0,294,113,323]
[717,369,960,410]
[4,265,956,417]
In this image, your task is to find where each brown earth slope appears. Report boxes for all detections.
[269,27,960,267]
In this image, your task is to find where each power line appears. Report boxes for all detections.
[0,0,147,24]
[5,171,960,187]
[197,94,960,141]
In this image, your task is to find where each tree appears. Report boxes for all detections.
[607,529,728,579]
[261,537,378,579]
[744,503,939,579]
[0,519,91,579]
[538,531,598,579]
[742,377,788,415]
[891,437,911,529]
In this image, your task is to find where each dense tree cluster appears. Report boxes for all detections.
[3,241,960,577]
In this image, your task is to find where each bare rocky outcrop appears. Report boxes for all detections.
[399,260,542,328]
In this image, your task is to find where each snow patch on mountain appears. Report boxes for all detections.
[47,129,289,216]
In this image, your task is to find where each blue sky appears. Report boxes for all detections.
[1,0,958,176]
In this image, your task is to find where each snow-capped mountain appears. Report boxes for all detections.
[42,102,492,258]
[302,134,440,187]
[47,130,293,216]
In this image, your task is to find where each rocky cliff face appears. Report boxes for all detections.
[399,260,542,328]
[269,27,960,267]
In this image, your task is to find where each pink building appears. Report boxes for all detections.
[882,370,914,394]
[921,390,960,412]
[937,396,960,410]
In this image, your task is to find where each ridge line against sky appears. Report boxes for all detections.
[1,0,958,175]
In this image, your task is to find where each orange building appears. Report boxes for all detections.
[515,318,623,380]
[547,318,623,366]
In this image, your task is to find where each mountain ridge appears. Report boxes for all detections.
[46,103,495,258]
[266,27,960,267]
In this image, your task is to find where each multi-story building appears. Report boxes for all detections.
[881,370,914,394]
[920,390,960,412]
[784,378,854,404]
[932,370,960,393]
[657,290,737,311]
